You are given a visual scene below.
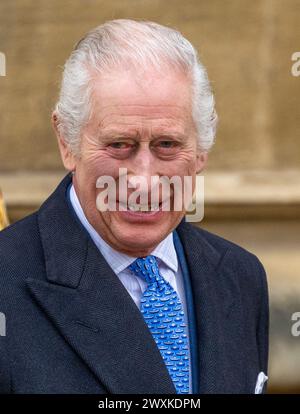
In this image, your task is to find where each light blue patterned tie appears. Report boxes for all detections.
[129,255,190,394]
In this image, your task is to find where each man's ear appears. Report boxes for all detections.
[51,112,76,172]
[196,150,208,174]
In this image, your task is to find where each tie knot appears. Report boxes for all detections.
[129,255,162,286]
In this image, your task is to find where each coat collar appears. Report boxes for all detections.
[26,173,244,394]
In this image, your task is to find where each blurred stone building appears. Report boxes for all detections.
[0,0,299,393]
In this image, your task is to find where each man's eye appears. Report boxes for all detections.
[156,139,179,153]
[109,142,131,149]
[159,141,174,147]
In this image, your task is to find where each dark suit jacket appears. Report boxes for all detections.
[0,173,269,394]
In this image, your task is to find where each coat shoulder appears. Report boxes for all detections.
[182,222,264,266]
[179,222,268,297]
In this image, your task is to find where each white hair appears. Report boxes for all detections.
[54,19,217,154]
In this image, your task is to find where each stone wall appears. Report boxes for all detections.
[0,0,300,171]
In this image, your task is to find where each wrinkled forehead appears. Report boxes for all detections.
[88,66,194,117]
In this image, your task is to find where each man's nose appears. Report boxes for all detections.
[128,146,156,188]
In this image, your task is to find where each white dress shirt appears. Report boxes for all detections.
[69,183,192,392]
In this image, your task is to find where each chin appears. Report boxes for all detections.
[115,224,170,252]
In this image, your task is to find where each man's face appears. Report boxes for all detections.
[58,67,207,256]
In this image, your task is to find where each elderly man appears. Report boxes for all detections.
[0,20,268,394]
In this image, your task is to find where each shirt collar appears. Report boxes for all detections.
[68,184,178,275]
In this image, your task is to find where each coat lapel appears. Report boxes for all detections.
[176,220,247,394]
[26,173,175,394]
